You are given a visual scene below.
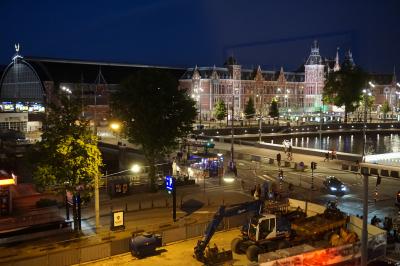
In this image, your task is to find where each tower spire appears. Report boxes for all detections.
[333,47,340,72]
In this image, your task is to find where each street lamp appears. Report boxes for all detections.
[110,122,121,145]
[192,87,203,127]
[362,83,374,162]
[61,86,72,100]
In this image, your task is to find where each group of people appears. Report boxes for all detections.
[324,149,337,162]
[282,141,293,161]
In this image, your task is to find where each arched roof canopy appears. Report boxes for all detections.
[0,56,45,103]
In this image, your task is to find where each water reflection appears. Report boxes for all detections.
[264,133,400,154]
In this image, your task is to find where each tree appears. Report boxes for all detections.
[244,97,256,124]
[32,97,102,232]
[359,95,375,122]
[323,65,368,123]
[213,99,227,125]
[269,98,279,120]
[381,100,390,121]
[112,69,197,190]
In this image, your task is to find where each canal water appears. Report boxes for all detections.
[262,133,400,155]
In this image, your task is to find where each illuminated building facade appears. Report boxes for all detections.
[180,41,398,121]
[0,45,184,133]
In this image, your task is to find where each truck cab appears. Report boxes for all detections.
[245,214,290,242]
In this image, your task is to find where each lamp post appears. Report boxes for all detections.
[362,82,375,162]
[319,100,323,149]
[360,166,369,266]
[95,164,141,230]
[61,86,72,100]
[230,94,235,167]
[192,87,203,127]
[110,122,121,145]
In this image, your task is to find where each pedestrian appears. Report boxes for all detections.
[276,153,281,167]
[324,152,329,162]
[332,149,337,160]
[241,180,245,190]
[371,215,377,226]
[355,160,360,168]
[233,163,238,177]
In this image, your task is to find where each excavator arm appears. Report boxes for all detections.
[194,200,263,261]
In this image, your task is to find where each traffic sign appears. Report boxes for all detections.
[166,175,174,192]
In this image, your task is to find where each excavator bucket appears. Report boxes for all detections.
[203,244,233,265]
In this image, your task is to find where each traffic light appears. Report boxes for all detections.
[311,161,317,170]
[278,169,283,180]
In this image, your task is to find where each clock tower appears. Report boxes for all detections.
[304,40,325,113]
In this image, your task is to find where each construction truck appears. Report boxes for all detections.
[193,199,304,264]
[231,200,349,261]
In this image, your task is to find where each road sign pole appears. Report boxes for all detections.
[311,168,314,190]
[172,177,176,222]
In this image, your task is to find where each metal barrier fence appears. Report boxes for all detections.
[0,212,252,266]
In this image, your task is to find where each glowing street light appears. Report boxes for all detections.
[95,163,143,230]
[110,122,120,131]
[130,164,141,173]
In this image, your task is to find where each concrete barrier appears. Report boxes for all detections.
[381,169,389,177]
[284,161,291,167]
[370,168,379,175]
[390,171,399,178]
[342,164,349,170]
[251,155,261,162]
[268,158,274,164]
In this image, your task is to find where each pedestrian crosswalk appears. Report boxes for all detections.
[199,178,244,193]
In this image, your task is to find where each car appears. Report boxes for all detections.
[323,176,347,195]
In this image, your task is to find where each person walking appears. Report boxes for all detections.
[324,152,329,162]
[276,153,281,167]
[332,149,337,160]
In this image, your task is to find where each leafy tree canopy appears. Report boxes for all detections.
[32,97,102,201]
[213,99,227,121]
[244,97,256,119]
[323,65,368,122]
[269,98,279,118]
[382,100,390,114]
[112,69,197,189]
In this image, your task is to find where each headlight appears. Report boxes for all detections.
[330,187,337,191]
[341,186,346,191]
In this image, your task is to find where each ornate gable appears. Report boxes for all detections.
[277,66,286,83]
[211,65,219,80]
[192,65,201,80]
[254,65,264,82]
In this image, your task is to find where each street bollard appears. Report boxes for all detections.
[151,200,154,208]
[138,201,141,210]
[166,199,169,208]
[125,203,128,212]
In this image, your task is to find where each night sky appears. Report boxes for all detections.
[1,0,399,75]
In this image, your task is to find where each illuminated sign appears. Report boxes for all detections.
[166,175,174,192]
[0,173,17,186]
[111,210,125,231]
